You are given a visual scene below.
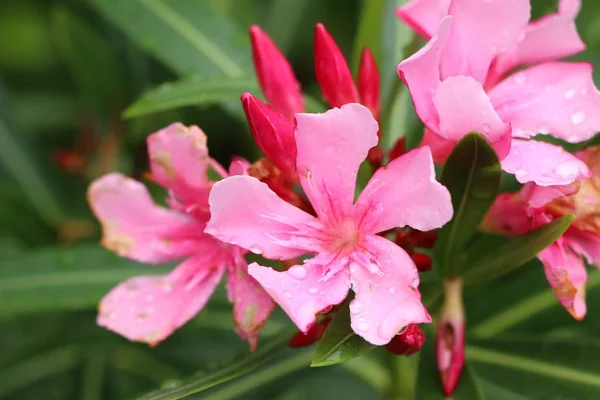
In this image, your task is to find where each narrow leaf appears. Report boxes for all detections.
[311,302,375,367]
[463,215,574,286]
[434,133,501,277]
[351,0,384,72]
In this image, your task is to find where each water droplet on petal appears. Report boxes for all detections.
[287,265,307,280]
[555,160,581,178]
[482,123,491,132]
[249,245,263,255]
[308,287,318,294]
[284,291,292,298]
[571,111,586,125]
[411,278,419,288]
[515,168,527,177]
[349,300,363,314]
[356,322,370,331]
[564,88,576,100]
[388,286,396,294]
[538,125,550,134]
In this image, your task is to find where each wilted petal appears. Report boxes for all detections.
[538,239,587,320]
[502,139,591,186]
[490,62,600,143]
[250,26,304,120]
[441,0,530,84]
[358,48,381,119]
[356,146,452,234]
[88,173,205,263]
[349,235,431,345]
[398,16,452,132]
[295,104,378,218]
[248,257,350,333]
[147,123,211,208]
[206,176,320,259]
[396,0,450,39]
[314,24,359,108]
[97,256,225,345]
[227,254,275,350]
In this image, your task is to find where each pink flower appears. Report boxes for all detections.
[88,123,274,349]
[397,0,597,186]
[206,104,453,345]
[483,146,600,319]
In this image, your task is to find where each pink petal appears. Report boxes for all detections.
[521,182,580,208]
[88,173,205,263]
[567,229,600,266]
[480,192,531,236]
[349,235,431,345]
[434,75,511,153]
[397,16,452,133]
[147,123,212,209]
[355,146,452,234]
[249,26,304,121]
[227,253,275,350]
[97,255,225,345]
[489,0,584,82]
[501,139,591,186]
[228,157,251,176]
[538,239,587,320]
[396,0,451,39]
[206,175,320,259]
[248,257,350,333]
[489,62,600,143]
[295,103,378,218]
[420,128,457,164]
[441,0,530,84]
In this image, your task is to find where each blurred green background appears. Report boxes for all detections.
[2,0,600,399]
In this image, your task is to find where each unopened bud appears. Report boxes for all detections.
[385,324,425,356]
[289,318,331,348]
[358,47,380,119]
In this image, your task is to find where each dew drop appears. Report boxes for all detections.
[356,322,370,331]
[388,286,396,294]
[482,123,491,132]
[411,278,419,288]
[515,168,527,177]
[571,111,586,125]
[284,291,293,298]
[564,88,576,100]
[249,245,263,255]
[555,160,581,178]
[309,287,318,294]
[288,265,307,280]
[538,125,550,134]
[349,300,363,314]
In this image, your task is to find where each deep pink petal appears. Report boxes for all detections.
[355,146,452,234]
[295,103,377,218]
[358,48,381,119]
[228,157,251,176]
[349,235,431,345]
[147,123,211,209]
[490,0,584,82]
[396,0,451,39]
[480,192,531,236]
[441,0,530,83]
[567,230,600,266]
[227,253,275,350]
[248,257,350,333]
[97,255,225,344]
[206,176,320,259]
[490,62,600,143]
[420,128,457,164]
[88,173,205,263]
[434,76,511,150]
[502,139,591,186]
[538,239,587,320]
[397,16,452,133]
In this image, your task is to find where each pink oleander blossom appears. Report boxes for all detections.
[397,0,598,187]
[206,104,453,345]
[88,123,274,349]
[482,146,600,319]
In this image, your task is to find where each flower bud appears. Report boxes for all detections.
[249,25,304,121]
[358,47,380,119]
[411,253,432,272]
[314,23,359,108]
[385,324,425,355]
[289,318,331,348]
[389,137,406,161]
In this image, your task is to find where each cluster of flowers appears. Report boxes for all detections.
[88,0,600,395]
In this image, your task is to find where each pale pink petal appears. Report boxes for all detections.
[521,182,580,208]
[206,176,320,259]
[248,257,350,333]
[480,192,531,236]
[397,16,452,133]
[421,128,457,164]
[294,104,377,217]
[501,139,591,186]
[88,173,206,263]
[489,0,585,82]
[489,62,600,143]
[566,230,600,266]
[147,123,211,207]
[396,0,450,39]
[355,146,452,234]
[228,157,250,176]
[538,239,587,320]
[441,0,530,84]
[349,235,431,345]
[227,253,275,350]
[434,75,511,153]
[97,255,225,344]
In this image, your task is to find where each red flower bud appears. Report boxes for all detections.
[249,25,304,121]
[385,324,425,356]
[241,93,297,181]
[436,278,465,397]
[389,137,406,161]
[288,318,331,348]
[358,47,380,119]
[413,230,438,249]
[314,23,359,108]
[367,146,384,170]
[411,253,432,272]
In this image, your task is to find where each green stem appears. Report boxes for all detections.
[390,354,418,400]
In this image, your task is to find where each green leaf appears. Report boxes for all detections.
[0,245,170,316]
[135,328,297,400]
[434,133,501,277]
[311,302,375,367]
[463,215,574,286]
[264,0,312,53]
[92,0,252,77]
[351,0,384,72]
[124,76,259,118]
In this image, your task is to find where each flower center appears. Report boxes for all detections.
[324,218,361,254]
